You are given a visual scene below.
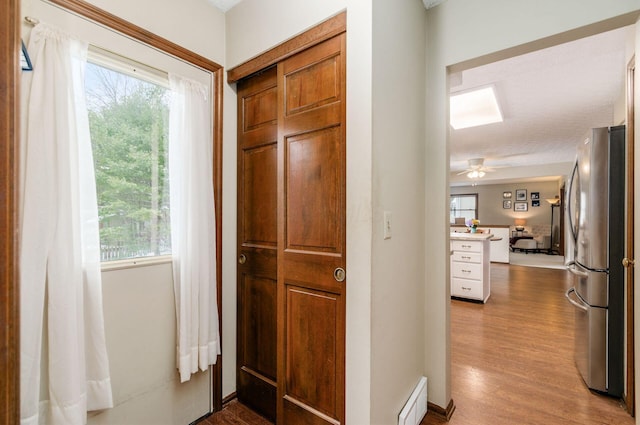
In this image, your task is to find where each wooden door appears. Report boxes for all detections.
[277,34,346,425]
[237,67,278,422]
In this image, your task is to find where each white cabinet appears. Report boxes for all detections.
[484,227,510,263]
[450,236,491,303]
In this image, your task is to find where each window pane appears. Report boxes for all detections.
[85,61,171,261]
[450,194,478,224]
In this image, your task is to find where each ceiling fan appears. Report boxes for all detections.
[457,158,495,179]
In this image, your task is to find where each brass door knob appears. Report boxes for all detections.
[622,258,635,268]
[238,254,247,264]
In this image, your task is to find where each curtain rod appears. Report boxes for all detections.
[24,16,40,26]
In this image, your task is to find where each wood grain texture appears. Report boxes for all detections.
[227,12,346,83]
[199,399,273,425]
[625,56,635,416]
[277,33,346,425]
[49,0,222,72]
[0,0,20,423]
[421,264,633,425]
[237,67,278,422]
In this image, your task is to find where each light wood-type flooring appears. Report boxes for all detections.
[422,263,632,425]
[203,263,633,425]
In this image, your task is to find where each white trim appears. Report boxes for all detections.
[101,254,172,272]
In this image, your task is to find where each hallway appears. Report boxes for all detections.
[207,263,633,424]
[423,263,632,424]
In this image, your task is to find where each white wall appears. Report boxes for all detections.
[20,0,226,423]
[370,0,427,423]
[425,0,640,410]
[225,1,374,423]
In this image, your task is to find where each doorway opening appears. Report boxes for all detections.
[447,22,636,418]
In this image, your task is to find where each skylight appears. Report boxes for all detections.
[450,86,503,130]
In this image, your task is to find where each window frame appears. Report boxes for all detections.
[85,51,173,263]
[450,193,479,223]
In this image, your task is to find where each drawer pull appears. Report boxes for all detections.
[461,255,471,260]
[462,269,471,273]
[462,244,472,248]
[462,286,472,291]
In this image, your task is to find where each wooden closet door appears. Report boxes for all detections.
[277,33,346,425]
[237,67,278,422]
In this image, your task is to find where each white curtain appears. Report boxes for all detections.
[20,23,113,425]
[168,74,220,383]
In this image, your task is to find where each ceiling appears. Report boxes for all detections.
[207,0,448,12]
[450,25,634,186]
[206,0,242,12]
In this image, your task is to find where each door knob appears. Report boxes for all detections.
[334,267,346,282]
[622,258,635,268]
[238,254,247,264]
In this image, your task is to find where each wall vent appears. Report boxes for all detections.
[398,376,428,425]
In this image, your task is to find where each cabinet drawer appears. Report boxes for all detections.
[451,261,482,279]
[451,240,481,253]
[451,277,482,299]
[452,251,482,263]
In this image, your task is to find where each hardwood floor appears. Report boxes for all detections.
[206,263,632,425]
[198,399,272,425]
[422,263,632,425]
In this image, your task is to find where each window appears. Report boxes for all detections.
[450,194,478,224]
[85,55,171,261]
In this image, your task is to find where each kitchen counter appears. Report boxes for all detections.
[450,232,494,241]
[451,224,510,263]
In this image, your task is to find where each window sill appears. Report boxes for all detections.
[101,255,172,272]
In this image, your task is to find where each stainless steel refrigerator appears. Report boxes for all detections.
[565,125,625,397]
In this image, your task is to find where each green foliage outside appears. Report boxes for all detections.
[85,62,171,261]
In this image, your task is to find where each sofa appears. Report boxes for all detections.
[510,224,551,253]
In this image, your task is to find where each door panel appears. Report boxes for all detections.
[286,126,342,252]
[285,287,339,416]
[243,144,277,246]
[237,67,278,422]
[278,34,346,425]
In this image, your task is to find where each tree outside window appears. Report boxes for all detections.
[85,61,171,261]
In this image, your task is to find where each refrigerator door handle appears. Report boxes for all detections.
[565,287,588,312]
[566,261,589,278]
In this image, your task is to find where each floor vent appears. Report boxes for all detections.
[398,376,428,425]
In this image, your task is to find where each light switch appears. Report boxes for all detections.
[383,211,392,240]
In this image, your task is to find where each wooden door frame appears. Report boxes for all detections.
[227,12,346,84]
[0,0,20,423]
[626,55,635,416]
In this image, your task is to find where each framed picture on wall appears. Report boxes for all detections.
[503,191,512,199]
[514,201,528,211]
[516,189,527,201]
[532,200,540,207]
[531,192,540,200]
[503,200,512,209]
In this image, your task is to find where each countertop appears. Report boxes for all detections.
[450,232,494,241]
